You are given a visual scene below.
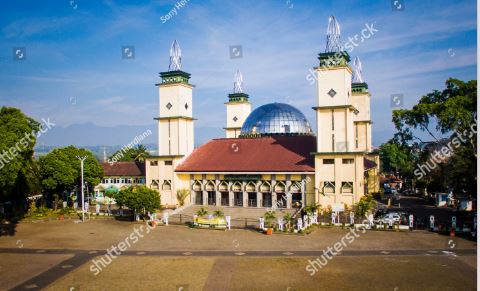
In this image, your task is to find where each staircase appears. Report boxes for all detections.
[175,205,296,220]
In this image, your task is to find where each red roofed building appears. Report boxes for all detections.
[94,161,145,204]
[176,136,315,173]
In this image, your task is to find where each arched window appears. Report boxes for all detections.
[231,181,242,192]
[192,180,202,191]
[162,180,172,190]
[259,181,271,193]
[150,180,159,190]
[341,182,353,193]
[205,180,215,192]
[218,181,228,192]
[246,181,257,192]
[274,181,286,193]
[289,181,302,193]
[323,181,335,194]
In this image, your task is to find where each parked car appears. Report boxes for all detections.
[374,212,409,225]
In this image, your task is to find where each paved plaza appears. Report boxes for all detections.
[0,220,476,290]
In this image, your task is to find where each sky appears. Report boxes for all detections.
[0,0,476,147]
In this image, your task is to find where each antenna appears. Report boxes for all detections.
[325,16,342,53]
[233,69,244,93]
[102,146,107,162]
[352,56,364,83]
[168,40,182,71]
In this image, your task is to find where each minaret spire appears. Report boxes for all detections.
[169,40,182,71]
[325,15,342,53]
[233,69,244,93]
[352,56,364,83]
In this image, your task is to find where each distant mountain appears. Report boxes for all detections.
[35,123,224,151]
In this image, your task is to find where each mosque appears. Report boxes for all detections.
[145,16,379,210]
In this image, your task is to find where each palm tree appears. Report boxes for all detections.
[132,145,150,161]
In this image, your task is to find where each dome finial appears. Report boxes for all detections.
[352,56,364,83]
[169,40,182,71]
[326,15,342,53]
[233,69,244,93]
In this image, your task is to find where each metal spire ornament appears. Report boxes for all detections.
[168,40,182,71]
[352,56,365,83]
[325,16,342,53]
[233,69,244,93]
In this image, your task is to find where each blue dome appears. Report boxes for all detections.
[240,103,313,137]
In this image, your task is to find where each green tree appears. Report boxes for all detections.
[39,146,103,200]
[116,186,161,215]
[354,194,377,217]
[379,140,415,175]
[392,78,477,195]
[0,107,40,212]
[109,144,150,162]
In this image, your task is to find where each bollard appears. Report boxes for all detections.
[226,216,231,230]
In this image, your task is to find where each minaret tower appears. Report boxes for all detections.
[314,16,355,152]
[351,56,372,152]
[225,69,251,138]
[156,40,194,156]
[313,16,365,207]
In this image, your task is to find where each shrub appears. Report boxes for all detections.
[213,209,224,217]
[264,210,276,228]
[176,189,189,206]
[196,207,208,217]
[354,194,377,217]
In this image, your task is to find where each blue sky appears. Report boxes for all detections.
[0,0,476,147]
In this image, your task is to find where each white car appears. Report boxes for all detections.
[374,213,401,225]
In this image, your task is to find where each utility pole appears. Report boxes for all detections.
[76,156,87,222]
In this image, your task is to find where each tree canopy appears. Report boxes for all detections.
[0,107,41,209]
[388,78,476,195]
[115,185,161,214]
[39,146,103,197]
[109,144,150,162]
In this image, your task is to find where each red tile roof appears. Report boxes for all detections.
[176,136,316,172]
[102,161,145,177]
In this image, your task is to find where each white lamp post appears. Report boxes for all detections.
[76,155,87,222]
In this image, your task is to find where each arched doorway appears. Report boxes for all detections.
[193,180,203,205]
[219,181,229,206]
[290,181,302,208]
[232,182,243,207]
[246,182,257,207]
[205,181,216,205]
[261,181,272,208]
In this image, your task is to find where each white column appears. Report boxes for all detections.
[242,181,248,207]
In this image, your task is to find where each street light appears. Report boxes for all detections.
[76,155,87,222]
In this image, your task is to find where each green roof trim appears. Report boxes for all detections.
[352,82,369,93]
[159,70,191,85]
[318,51,351,68]
[228,93,249,103]
[154,116,196,121]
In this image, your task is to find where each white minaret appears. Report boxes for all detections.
[156,40,194,156]
[225,69,251,138]
[351,56,372,152]
[314,16,365,207]
[314,16,355,152]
